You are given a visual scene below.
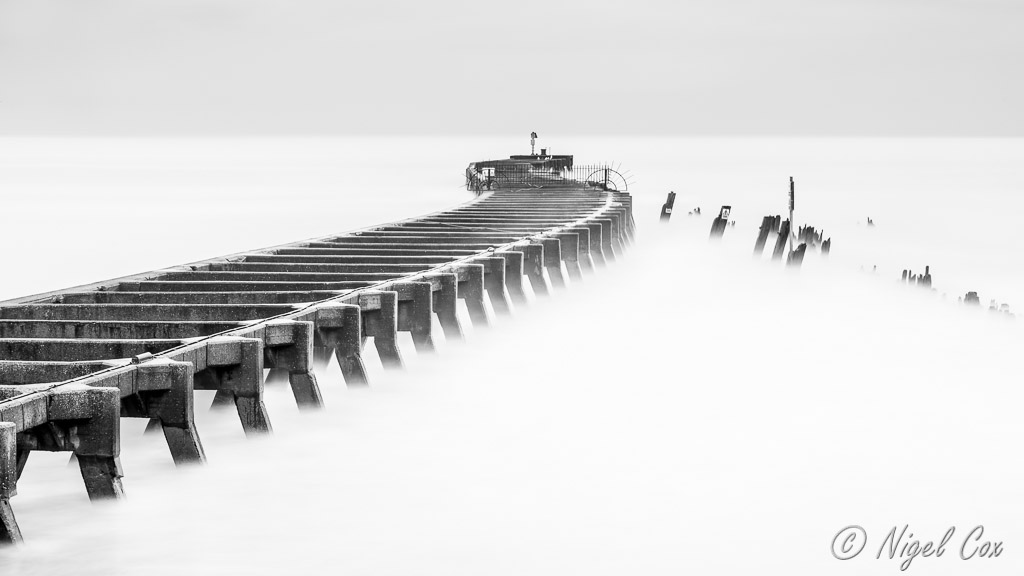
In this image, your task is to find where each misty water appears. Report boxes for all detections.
[1,136,1022,575]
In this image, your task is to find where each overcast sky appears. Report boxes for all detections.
[1,0,1021,136]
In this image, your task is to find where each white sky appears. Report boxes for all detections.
[1,0,1021,135]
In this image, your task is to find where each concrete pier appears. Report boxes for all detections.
[0,154,634,543]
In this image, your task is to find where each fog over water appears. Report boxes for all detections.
[1,137,1022,574]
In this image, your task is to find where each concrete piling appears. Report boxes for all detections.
[510,244,549,296]
[136,360,206,463]
[196,337,271,435]
[426,273,463,341]
[536,238,565,288]
[454,264,489,327]
[496,251,528,304]
[476,257,512,315]
[395,282,436,353]
[554,233,583,281]
[583,222,605,267]
[360,291,404,369]
[1,422,20,544]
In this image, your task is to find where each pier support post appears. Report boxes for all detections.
[583,222,605,267]
[395,282,436,353]
[510,244,548,296]
[593,218,617,261]
[536,238,565,288]
[497,251,527,305]
[198,337,271,435]
[53,386,125,499]
[427,273,463,341]
[362,291,404,369]
[315,304,368,385]
[335,305,369,384]
[136,360,206,464]
[568,227,594,273]
[555,233,583,281]
[0,422,21,544]
[264,321,323,409]
[476,257,511,315]
[455,264,489,327]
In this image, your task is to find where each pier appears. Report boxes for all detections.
[0,153,634,543]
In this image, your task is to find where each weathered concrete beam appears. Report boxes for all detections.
[318,236,520,245]
[378,225,553,233]
[158,271,407,283]
[273,247,480,257]
[446,210,599,217]
[0,320,243,340]
[0,361,115,384]
[242,254,461,264]
[425,215,586,222]
[0,338,184,362]
[56,291,345,305]
[126,281,373,292]
[210,262,433,274]
[0,304,298,322]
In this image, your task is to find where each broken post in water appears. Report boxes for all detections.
[709,205,731,239]
[660,192,676,222]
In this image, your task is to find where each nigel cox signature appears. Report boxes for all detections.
[832,525,1003,571]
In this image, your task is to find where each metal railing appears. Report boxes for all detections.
[466,163,628,194]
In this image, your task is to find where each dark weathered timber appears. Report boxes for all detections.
[0,154,634,543]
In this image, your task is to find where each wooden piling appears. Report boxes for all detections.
[753,216,773,255]
[660,192,676,221]
[771,220,791,261]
